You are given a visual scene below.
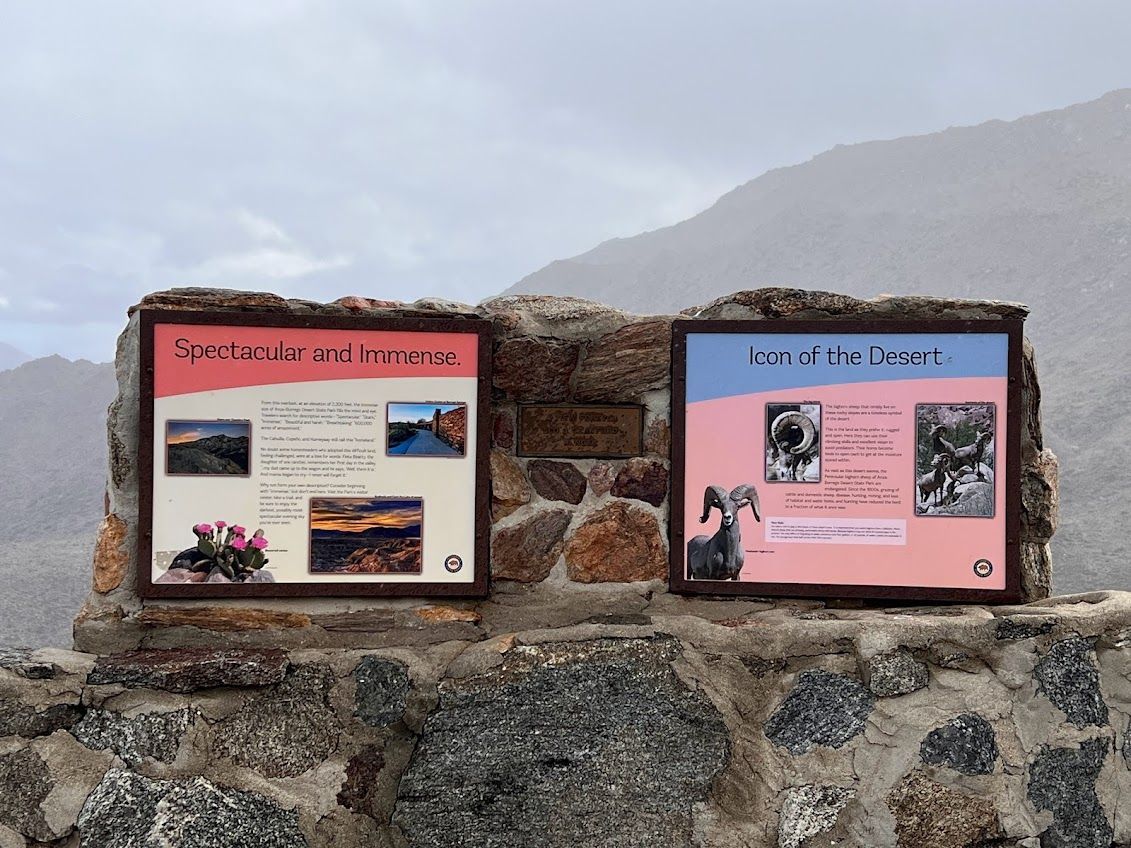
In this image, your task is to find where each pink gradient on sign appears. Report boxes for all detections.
[684,377,1007,589]
[154,324,480,398]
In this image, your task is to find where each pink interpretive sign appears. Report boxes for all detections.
[669,320,1022,603]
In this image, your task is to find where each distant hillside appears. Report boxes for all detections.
[507,89,1131,594]
[0,357,116,646]
[0,342,29,371]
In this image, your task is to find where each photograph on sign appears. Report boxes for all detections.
[138,311,490,597]
[670,320,1021,602]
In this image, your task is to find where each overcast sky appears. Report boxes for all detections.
[2,1,1130,361]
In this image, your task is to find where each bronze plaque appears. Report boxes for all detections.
[516,404,644,458]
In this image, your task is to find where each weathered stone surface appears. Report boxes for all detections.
[526,459,587,504]
[1034,637,1108,728]
[393,639,727,847]
[866,649,928,697]
[491,449,530,520]
[643,418,670,458]
[611,458,669,507]
[1021,448,1059,541]
[134,606,311,630]
[414,606,481,624]
[492,510,572,583]
[77,768,308,847]
[564,501,666,583]
[1021,541,1053,601]
[89,647,288,693]
[338,747,385,818]
[213,663,339,777]
[574,320,672,401]
[92,513,129,594]
[493,409,515,449]
[493,337,579,401]
[587,461,616,496]
[354,656,410,728]
[764,670,874,754]
[919,713,998,775]
[995,615,1056,640]
[72,708,193,765]
[0,698,84,738]
[0,647,56,679]
[777,784,854,848]
[134,286,292,312]
[691,288,1028,321]
[0,749,52,841]
[887,771,1000,848]
[1027,739,1112,848]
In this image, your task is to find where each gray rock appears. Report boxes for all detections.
[77,768,308,847]
[213,663,339,777]
[89,647,289,693]
[393,638,728,847]
[0,647,56,679]
[354,656,410,728]
[764,669,874,754]
[0,697,84,738]
[995,616,1056,640]
[931,481,993,516]
[1027,739,1112,848]
[0,748,53,841]
[72,708,193,765]
[528,459,587,504]
[777,784,854,848]
[866,650,928,697]
[1034,637,1109,728]
[919,713,998,775]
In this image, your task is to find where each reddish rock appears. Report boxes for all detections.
[528,460,587,504]
[587,462,616,496]
[414,606,482,624]
[133,287,289,313]
[643,418,671,458]
[92,514,129,593]
[611,458,670,507]
[887,772,1000,848]
[491,510,572,582]
[564,502,666,583]
[134,607,311,631]
[491,449,530,520]
[493,410,515,449]
[493,337,579,402]
[574,320,672,401]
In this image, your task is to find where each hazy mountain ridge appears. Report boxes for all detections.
[508,89,1131,593]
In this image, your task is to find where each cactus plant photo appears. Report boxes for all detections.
[160,521,274,584]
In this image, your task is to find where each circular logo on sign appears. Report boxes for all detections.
[973,559,993,579]
[444,554,463,574]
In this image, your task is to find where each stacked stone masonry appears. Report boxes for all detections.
[2,288,1120,847]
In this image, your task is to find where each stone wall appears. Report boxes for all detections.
[1,287,1115,848]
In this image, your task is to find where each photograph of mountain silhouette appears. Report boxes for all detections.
[165,420,250,476]
[309,496,423,574]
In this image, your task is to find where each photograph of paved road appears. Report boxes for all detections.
[387,402,467,457]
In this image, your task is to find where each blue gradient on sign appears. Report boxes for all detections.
[686,332,1008,403]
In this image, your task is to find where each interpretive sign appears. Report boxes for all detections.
[138,310,491,598]
[670,320,1022,602]
[516,404,644,458]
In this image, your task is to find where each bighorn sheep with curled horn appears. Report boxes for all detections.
[952,430,991,480]
[917,453,952,508]
[770,410,818,481]
[687,484,760,580]
[929,424,957,463]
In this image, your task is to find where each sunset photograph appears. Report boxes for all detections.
[309,496,423,574]
[164,419,250,476]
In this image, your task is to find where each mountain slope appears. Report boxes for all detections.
[0,342,29,371]
[507,89,1131,594]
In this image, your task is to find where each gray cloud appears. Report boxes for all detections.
[1,1,1130,359]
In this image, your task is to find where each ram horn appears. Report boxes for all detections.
[729,484,761,522]
[771,410,817,454]
[700,485,728,523]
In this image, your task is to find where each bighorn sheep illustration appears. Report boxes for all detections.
[687,484,761,580]
[929,424,957,463]
[917,453,952,508]
[952,431,991,479]
[769,410,818,481]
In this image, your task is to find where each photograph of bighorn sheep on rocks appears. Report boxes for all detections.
[766,404,820,483]
[687,483,761,580]
[915,403,995,517]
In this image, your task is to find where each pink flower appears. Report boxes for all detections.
[230,536,247,550]
[215,520,227,529]
[194,523,212,535]
[232,526,246,536]
[250,537,269,550]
